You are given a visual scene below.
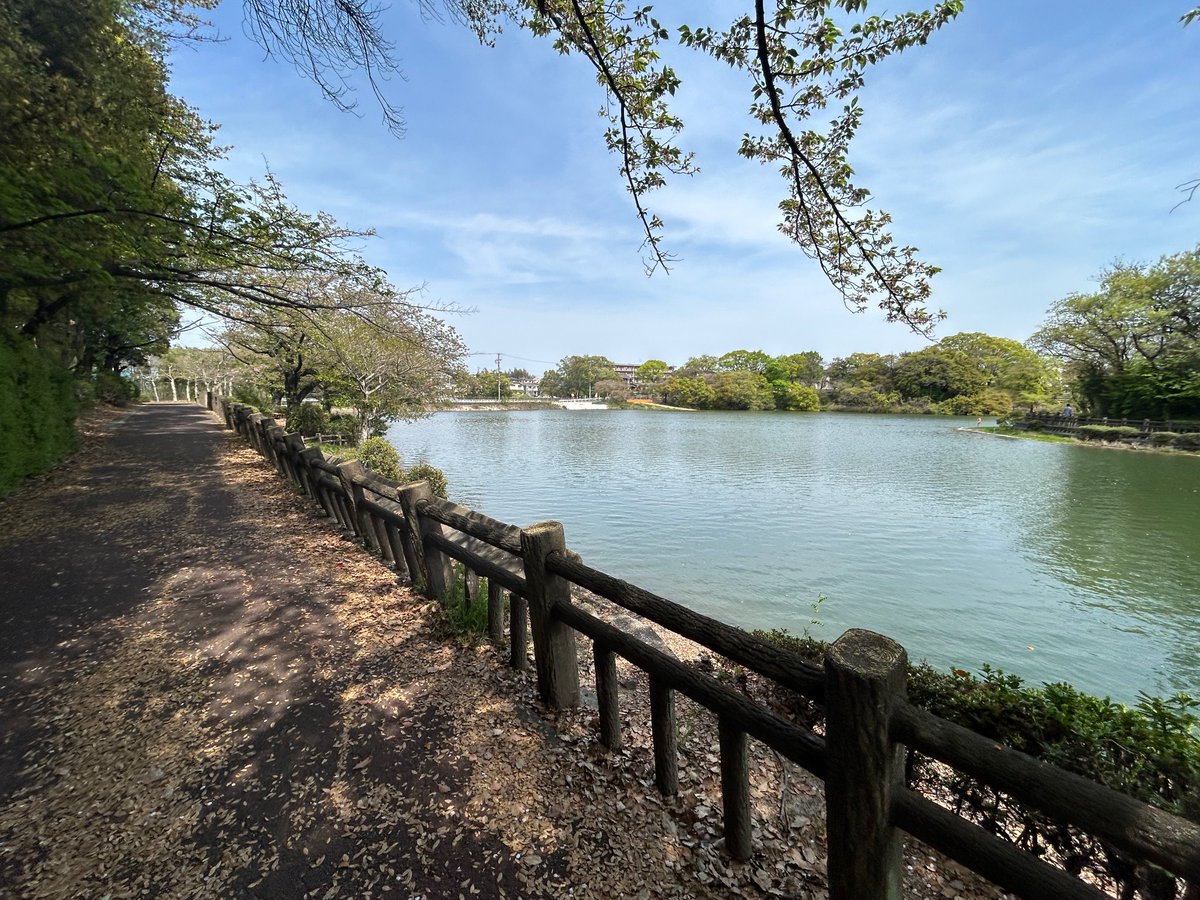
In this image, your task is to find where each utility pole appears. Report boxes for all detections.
[496,352,503,403]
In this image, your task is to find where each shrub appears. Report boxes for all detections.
[94,371,137,406]
[1171,432,1200,451]
[404,461,449,499]
[1148,431,1180,446]
[1078,424,1139,442]
[0,333,78,495]
[286,401,328,436]
[324,414,360,442]
[747,629,1200,897]
[356,437,404,481]
[230,383,271,412]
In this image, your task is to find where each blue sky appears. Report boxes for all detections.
[168,1,1200,372]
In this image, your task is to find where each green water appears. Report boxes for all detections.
[386,410,1200,703]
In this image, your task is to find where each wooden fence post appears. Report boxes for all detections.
[398,481,452,601]
[650,677,678,795]
[519,521,580,709]
[824,629,908,900]
[337,461,374,550]
[487,581,505,645]
[509,593,529,671]
[281,433,306,488]
[719,717,752,860]
[594,643,621,751]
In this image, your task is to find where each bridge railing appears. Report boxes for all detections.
[210,393,1200,900]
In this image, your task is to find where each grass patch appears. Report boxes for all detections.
[985,426,1077,443]
[440,564,498,639]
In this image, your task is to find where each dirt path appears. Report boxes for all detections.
[0,403,1006,900]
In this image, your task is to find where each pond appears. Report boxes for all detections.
[386,409,1200,703]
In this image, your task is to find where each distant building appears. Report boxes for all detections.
[511,378,541,397]
[613,362,675,390]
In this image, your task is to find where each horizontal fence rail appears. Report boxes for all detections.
[208,393,1200,900]
[1019,412,1200,435]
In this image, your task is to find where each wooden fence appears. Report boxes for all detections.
[210,394,1200,900]
[1019,412,1200,438]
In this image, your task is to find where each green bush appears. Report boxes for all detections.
[230,383,271,412]
[324,414,360,441]
[405,461,449,499]
[1148,431,1180,446]
[1078,424,1139,442]
[0,333,78,495]
[1171,432,1200,451]
[356,437,403,481]
[94,371,137,406]
[747,628,1199,897]
[286,402,328,436]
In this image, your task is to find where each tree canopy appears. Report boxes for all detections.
[1030,247,1200,417]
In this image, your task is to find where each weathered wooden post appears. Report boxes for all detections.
[298,447,327,509]
[650,678,678,795]
[398,481,452,601]
[594,643,622,751]
[519,521,580,708]
[824,629,908,900]
[509,593,529,671]
[719,718,752,860]
[265,425,288,474]
[337,461,374,549]
[281,433,306,488]
[487,582,505,645]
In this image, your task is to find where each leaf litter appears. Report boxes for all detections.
[0,405,1016,899]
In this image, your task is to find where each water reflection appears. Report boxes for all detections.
[1029,445,1200,695]
[387,411,1200,703]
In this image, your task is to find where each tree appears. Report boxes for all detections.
[473,369,512,399]
[660,375,716,409]
[635,359,670,386]
[593,378,630,401]
[893,346,986,402]
[824,352,896,393]
[555,355,618,396]
[712,370,774,410]
[677,355,720,377]
[765,352,824,386]
[717,349,772,374]
[316,302,466,442]
[772,380,821,410]
[1030,248,1200,416]
[936,332,1050,396]
[538,369,566,397]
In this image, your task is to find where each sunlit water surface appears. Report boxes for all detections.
[387,410,1200,703]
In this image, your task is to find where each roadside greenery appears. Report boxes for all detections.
[332,439,450,499]
[748,628,1200,898]
[0,332,77,495]
[0,0,465,489]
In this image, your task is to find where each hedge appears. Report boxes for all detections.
[0,334,78,496]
